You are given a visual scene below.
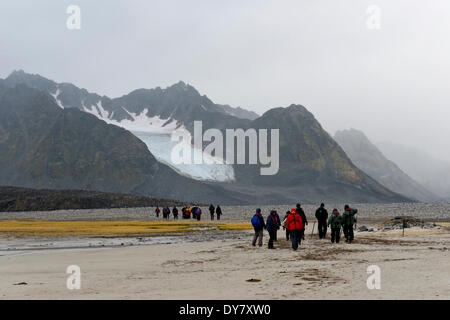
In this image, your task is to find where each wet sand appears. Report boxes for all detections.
[1,226,449,300]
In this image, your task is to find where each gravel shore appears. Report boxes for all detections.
[1,203,449,221]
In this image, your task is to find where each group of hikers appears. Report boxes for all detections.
[251,203,358,250]
[154,204,222,221]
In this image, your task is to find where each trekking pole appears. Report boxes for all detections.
[311,221,316,238]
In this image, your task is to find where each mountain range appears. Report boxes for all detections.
[334,129,439,202]
[377,141,450,201]
[0,70,412,204]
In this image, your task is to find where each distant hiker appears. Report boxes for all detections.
[251,208,265,247]
[172,206,179,220]
[209,204,215,220]
[192,205,197,220]
[187,206,192,219]
[216,206,222,220]
[328,209,343,243]
[315,203,329,239]
[155,206,160,218]
[195,206,202,221]
[274,211,281,241]
[163,206,170,220]
[296,203,308,240]
[282,211,290,241]
[342,205,358,243]
[266,210,280,249]
[182,207,189,219]
[286,208,303,250]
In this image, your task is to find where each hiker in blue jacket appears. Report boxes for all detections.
[266,210,280,249]
[251,208,265,247]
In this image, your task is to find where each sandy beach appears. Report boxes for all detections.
[1,224,449,300]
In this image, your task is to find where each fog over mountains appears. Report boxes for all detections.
[377,141,450,201]
[335,129,440,202]
[0,70,414,204]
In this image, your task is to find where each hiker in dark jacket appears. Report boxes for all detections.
[172,206,179,220]
[266,210,280,249]
[163,206,170,220]
[286,208,303,250]
[282,211,290,240]
[216,206,222,220]
[342,205,358,243]
[209,204,215,220]
[296,203,308,240]
[155,206,160,218]
[328,209,343,243]
[274,211,281,241]
[315,203,329,239]
[251,208,265,247]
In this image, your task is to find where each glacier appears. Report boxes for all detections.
[82,103,235,182]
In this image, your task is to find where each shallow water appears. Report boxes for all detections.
[0,230,251,256]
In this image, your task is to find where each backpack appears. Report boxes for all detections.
[251,215,262,228]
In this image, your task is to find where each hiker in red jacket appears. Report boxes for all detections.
[155,206,160,218]
[286,208,303,250]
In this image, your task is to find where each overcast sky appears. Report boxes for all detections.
[1,0,450,162]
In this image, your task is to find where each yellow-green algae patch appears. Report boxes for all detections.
[0,220,252,237]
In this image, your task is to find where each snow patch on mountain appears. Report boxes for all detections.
[51,89,64,109]
[83,104,178,134]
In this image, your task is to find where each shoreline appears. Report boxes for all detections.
[1,230,449,299]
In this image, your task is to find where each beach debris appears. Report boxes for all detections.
[358,225,369,232]
[246,279,261,282]
[13,282,28,285]
[380,216,441,231]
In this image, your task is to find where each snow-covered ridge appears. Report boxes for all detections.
[83,103,179,134]
[51,89,64,109]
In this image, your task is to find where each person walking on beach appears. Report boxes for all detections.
[342,205,358,243]
[182,207,189,219]
[163,206,171,220]
[296,203,308,240]
[192,205,197,220]
[187,206,192,219]
[286,208,303,250]
[282,211,290,241]
[172,206,179,220]
[273,211,281,241]
[251,208,265,247]
[266,210,280,249]
[195,206,202,221]
[315,203,329,239]
[216,206,222,220]
[209,204,215,220]
[155,206,160,218]
[328,209,342,243]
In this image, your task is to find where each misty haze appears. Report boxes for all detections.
[0,0,449,304]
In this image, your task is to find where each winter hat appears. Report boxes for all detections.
[256,208,261,213]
